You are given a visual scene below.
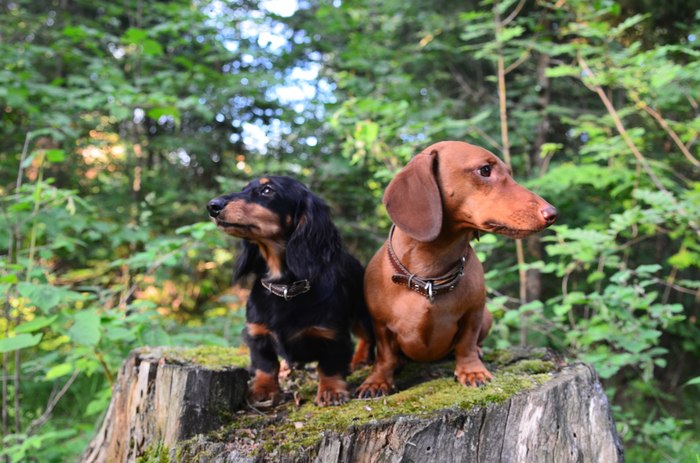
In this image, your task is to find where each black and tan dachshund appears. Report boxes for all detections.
[207,176,374,406]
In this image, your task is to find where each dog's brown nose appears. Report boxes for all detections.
[541,205,558,225]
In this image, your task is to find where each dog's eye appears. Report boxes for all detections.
[478,165,492,177]
[260,185,274,197]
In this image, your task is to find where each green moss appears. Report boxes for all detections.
[482,347,551,366]
[137,442,170,463]
[211,355,556,459]
[502,359,556,375]
[265,370,547,455]
[160,346,250,370]
[159,346,559,460]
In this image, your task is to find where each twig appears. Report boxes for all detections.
[16,131,33,192]
[94,350,115,387]
[577,54,668,194]
[578,53,700,237]
[447,63,477,98]
[653,276,699,297]
[504,48,532,74]
[630,94,700,167]
[661,266,678,304]
[26,369,80,436]
[117,247,183,309]
[493,0,529,345]
[470,127,503,152]
[562,267,578,331]
[3,132,35,444]
[502,0,527,26]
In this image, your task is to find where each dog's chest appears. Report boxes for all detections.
[387,297,465,361]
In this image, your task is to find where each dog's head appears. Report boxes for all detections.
[383,141,557,242]
[207,176,341,280]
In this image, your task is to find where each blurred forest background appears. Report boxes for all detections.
[1,0,699,461]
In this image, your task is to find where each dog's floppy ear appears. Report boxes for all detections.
[383,149,442,242]
[286,190,341,281]
[234,240,266,281]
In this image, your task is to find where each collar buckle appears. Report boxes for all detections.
[386,225,469,302]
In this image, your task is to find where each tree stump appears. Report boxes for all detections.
[81,346,250,463]
[82,346,624,463]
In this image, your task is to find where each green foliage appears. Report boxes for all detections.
[1,0,699,461]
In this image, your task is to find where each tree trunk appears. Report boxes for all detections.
[83,347,624,463]
[525,51,553,304]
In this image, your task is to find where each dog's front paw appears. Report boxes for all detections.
[454,361,492,387]
[356,376,395,399]
[315,386,349,406]
[249,369,282,406]
[315,374,349,406]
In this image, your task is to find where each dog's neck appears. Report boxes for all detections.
[390,226,474,279]
[254,240,286,281]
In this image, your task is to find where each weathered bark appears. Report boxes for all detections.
[81,347,249,463]
[83,347,624,463]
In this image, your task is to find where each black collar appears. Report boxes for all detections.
[386,225,468,303]
[260,278,311,301]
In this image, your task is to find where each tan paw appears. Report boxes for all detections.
[248,369,281,406]
[356,376,395,399]
[454,364,493,387]
[315,374,349,406]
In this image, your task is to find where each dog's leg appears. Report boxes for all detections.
[356,324,400,398]
[453,308,492,387]
[477,307,493,358]
[315,338,352,406]
[315,368,350,406]
[244,324,281,405]
[349,320,375,370]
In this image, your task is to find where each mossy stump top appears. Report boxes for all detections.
[83,346,623,463]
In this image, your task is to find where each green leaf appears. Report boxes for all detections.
[496,25,525,42]
[68,310,101,346]
[45,362,74,380]
[45,149,66,163]
[684,376,700,387]
[610,14,648,37]
[147,106,180,121]
[142,39,164,56]
[0,333,42,353]
[545,65,580,78]
[141,327,171,346]
[553,304,571,317]
[123,27,148,44]
[668,249,696,270]
[17,283,63,312]
[62,26,88,39]
[15,316,58,334]
[0,274,18,284]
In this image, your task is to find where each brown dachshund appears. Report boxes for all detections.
[357,141,557,397]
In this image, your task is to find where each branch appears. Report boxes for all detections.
[26,369,80,436]
[470,127,503,152]
[578,54,700,236]
[653,276,699,297]
[94,350,115,387]
[118,247,184,309]
[577,54,668,193]
[504,48,532,74]
[494,0,528,346]
[630,94,700,167]
[502,0,527,26]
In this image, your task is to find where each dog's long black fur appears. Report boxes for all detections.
[208,176,374,406]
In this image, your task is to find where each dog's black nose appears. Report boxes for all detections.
[207,198,227,218]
